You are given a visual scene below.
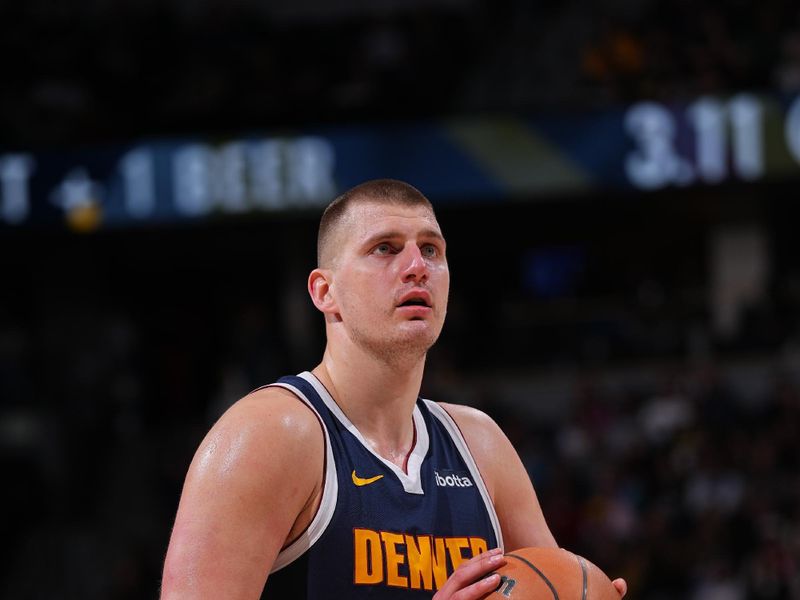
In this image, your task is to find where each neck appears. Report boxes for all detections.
[312,340,426,469]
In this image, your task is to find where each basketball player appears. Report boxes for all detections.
[161,180,627,599]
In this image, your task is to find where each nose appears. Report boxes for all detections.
[399,243,429,283]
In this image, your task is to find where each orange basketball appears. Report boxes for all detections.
[482,547,620,600]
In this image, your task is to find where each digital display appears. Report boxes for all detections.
[0,136,337,230]
[3,92,800,230]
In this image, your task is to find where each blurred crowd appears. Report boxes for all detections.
[511,364,800,599]
[576,0,800,104]
[4,0,800,147]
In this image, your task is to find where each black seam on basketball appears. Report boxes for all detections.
[505,553,559,600]
[577,556,588,600]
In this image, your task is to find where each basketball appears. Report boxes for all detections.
[482,547,620,600]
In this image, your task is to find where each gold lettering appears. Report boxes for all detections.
[405,535,434,590]
[446,537,471,571]
[381,532,408,588]
[353,529,490,591]
[354,528,383,584]
[431,536,449,590]
[469,537,488,557]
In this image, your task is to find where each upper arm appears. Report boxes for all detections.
[441,403,557,552]
[161,387,324,599]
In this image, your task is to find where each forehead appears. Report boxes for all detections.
[340,201,443,242]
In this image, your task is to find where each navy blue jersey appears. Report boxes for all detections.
[262,372,502,599]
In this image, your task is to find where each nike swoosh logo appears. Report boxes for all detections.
[352,470,384,486]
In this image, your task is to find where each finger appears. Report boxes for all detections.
[450,549,506,586]
[612,578,627,598]
[434,549,506,599]
[449,572,502,600]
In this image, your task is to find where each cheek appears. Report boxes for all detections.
[338,273,387,312]
[433,264,450,293]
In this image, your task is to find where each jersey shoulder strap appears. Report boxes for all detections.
[266,373,339,572]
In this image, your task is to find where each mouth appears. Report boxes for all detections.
[397,290,432,309]
[396,291,433,320]
[398,298,430,308]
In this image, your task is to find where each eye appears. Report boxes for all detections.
[421,244,438,258]
[373,243,394,255]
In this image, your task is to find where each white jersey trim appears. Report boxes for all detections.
[423,400,505,551]
[299,371,430,495]
[269,381,339,573]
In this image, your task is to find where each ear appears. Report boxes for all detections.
[308,268,338,315]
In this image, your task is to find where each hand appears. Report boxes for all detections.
[612,578,627,598]
[432,548,506,600]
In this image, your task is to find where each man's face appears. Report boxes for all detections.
[326,201,450,362]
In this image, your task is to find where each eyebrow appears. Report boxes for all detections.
[361,228,446,248]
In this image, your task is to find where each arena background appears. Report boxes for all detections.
[2,0,800,597]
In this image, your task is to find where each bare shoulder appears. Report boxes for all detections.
[192,385,324,479]
[182,383,326,516]
[436,402,507,454]
[216,385,322,445]
[437,401,496,425]
[162,385,325,597]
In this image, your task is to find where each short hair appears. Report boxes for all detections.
[317,179,435,267]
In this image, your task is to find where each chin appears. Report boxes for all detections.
[396,324,441,353]
[354,326,440,364]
